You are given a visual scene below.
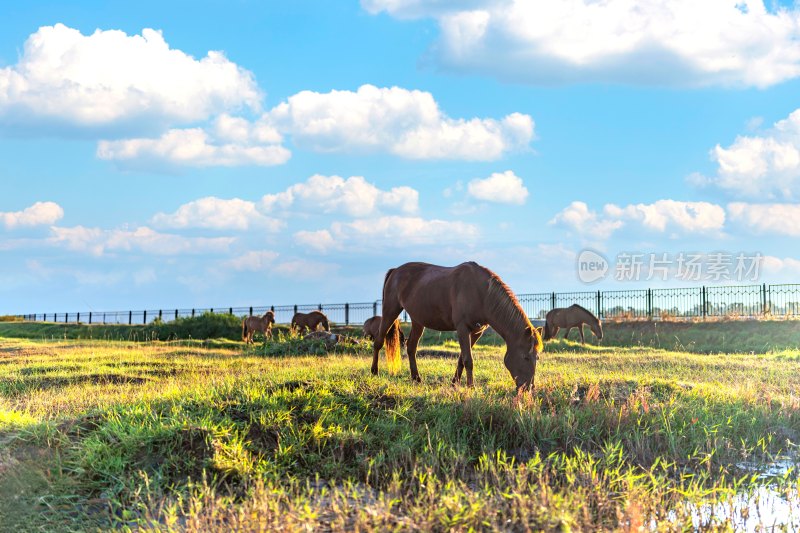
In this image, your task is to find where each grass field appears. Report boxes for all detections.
[1,322,799,531]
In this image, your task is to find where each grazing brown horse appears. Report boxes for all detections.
[363,316,406,346]
[242,311,275,343]
[544,304,603,345]
[372,261,544,392]
[291,310,329,333]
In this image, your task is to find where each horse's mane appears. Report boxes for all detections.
[485,269,533,331]
[571,304,599,323]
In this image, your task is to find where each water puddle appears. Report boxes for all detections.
[660,456,799,530]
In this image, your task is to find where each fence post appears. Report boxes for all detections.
[373,301,377,316]
[249,306,253,316]
[701,286,707,319]
[229,307,233,315]
[646,289,652,319]
[158,309,162,321]
[77,312,81,323]
[65,313,68,324]
[192,309,195,318]
[89,312,92,324]
[271,305,275,313]
[596,291,601,318]
[345,303,349,326]
[129,311,132,325]
[175,309,178,320]
[294,304,298,315]
[318,303,323,311]
[551,292,556,310]
[143,310,147,325]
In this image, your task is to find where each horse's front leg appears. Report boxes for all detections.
[579,325,585,345]
[456,324,475,387]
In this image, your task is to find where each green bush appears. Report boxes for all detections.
[151,312,242,340]
[0,315,24,322]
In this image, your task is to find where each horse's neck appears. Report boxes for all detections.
[485,294,529,344]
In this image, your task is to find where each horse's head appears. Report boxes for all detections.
[264,311,275,325]
[591,319,603,341]
[505,325,544,393]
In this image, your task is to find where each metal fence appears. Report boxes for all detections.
[17,283,800,326]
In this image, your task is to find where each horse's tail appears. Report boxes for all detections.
[384,319,401,375]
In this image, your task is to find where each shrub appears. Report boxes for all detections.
[151,312,242,341]
[0,315,24,322]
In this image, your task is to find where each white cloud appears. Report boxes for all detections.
[48,225,235,256]
[762,255,800,278]
[97,126,290,168]
[261,174,419,216]
[549,201,623,240]
[294,229,337,253]
[550,199,725,240]
[268,84,533,160]
[271,259,339,279]
[152,197,285,231]
[222,250,280,271]
[1,201,63,229]
[363,1,800,88]
[467,170,528,204]
[0,24,260,130]
[331,215,479,246]
[727,202,800,236]
[604,200,726,233]
[698,109,800,199]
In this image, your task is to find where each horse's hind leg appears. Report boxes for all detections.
[372,303,403,375]
[579,325,585,345]
[406,321,424,382]
[563,327,572,340]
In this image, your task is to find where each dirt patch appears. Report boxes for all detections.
[370,393,399,410]
[416,349,460,359]
[58,413,105,439]
[134,427,218,485]
[244,423,280,453]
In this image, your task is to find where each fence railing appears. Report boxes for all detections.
[17,283,800,326]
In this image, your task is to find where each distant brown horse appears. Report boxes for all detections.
[372,261,544,392]
[363,316,406,347]
[544,304,603,345]
[242,311,275,343]
[291,310,329,333]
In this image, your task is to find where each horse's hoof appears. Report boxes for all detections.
[411,375,422,383]
[371,368,378,376]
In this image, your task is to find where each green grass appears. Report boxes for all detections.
[4,316,800,354]
[0,333,799,531]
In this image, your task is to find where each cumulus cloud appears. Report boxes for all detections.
[695,109,800,199]
[550,199,725,240]
[549,201,623,240]
[331,216,479,246]
[221,250,280,271]
[727,202,800,236]
[1,201,63,229]
[267,84,533,160]
[97,125,290,169]
[0,24,260,131]
[363,0,800,88]
[48,225,235,256]
[467,170,528,204]
[294,229,337,253]
[261,174,419,216]
[151,197,285,231]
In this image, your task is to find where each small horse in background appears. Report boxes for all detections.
[544,304,603,345]
[363,316,406,347]
[242,311,275,343]
[291,310,329,333]
[372,261,544,392]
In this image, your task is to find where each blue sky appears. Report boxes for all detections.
[2,0,800,314]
